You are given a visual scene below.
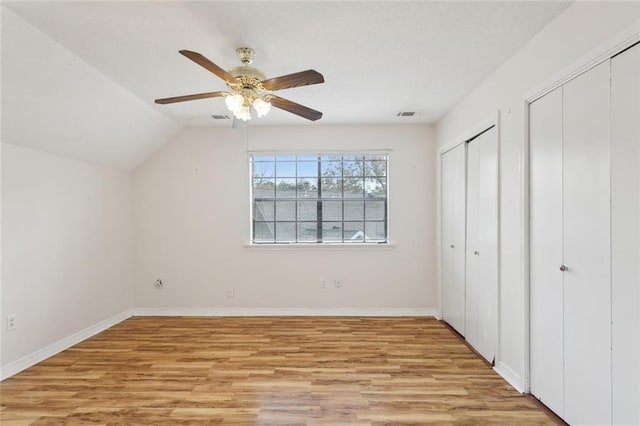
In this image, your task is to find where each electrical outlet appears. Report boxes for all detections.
[7,314,16,331]
[226,288,235,298]
[334,279,343,288]
[321,279,327,288]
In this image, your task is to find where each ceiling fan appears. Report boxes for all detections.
[155,47,324,122]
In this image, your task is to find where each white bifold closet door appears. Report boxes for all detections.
[611,43,640,426]
[530,60,612,425]
[441,143,466,335]
[465,127,498,363]
[563,60,611,426]
[529,86,564,417]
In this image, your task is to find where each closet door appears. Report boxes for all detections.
[441,143,467,335]
[563,60,611,425]
[529,86,564,416]
[465,127,498,363]
[611,42,640,426]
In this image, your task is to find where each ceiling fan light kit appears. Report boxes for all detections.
[155,47,324,122]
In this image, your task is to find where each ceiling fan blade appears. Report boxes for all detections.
[269,95,322,121]
[261,70,324,91]
[155,91,227,104]
[179,50,237,84]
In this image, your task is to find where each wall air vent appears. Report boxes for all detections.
[396,111,416,117]
[211,114,231,120]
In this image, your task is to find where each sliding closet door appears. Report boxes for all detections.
[441,144,467,335]
[611,42,640,426]
[465,127,498,363]
[529,86,564,416]
[562,60,611,425]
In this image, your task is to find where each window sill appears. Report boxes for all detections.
[244,242,396,251]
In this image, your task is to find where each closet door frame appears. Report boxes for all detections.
[438,114,500,360]
[522,28,640,394]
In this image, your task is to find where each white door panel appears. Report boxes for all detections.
[465,127,498,363]
[611,43,640,426]
[476,127,498,363]
[563,60,612,426]
[466,137,481,352]
[441,144,467,335]
[529,86,564,417]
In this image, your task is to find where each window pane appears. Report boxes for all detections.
[365,160,387,177]
[254,222,275,242]
[365,222,386,242]
[297,178,318,198]
[296,155,318,161]
[254,178,275,198]
[322,222,343,241]
[320,155,342,161]
[344,200,364,221]
[275,222,296,242]
[365,178,386,197]
[297,201,317,221]
[276,161,296,177]
[321,161,342,177]
[254,201,274,221]
[343,155,364,161]
[275,201,296,221]
[321,178,342,198]
[275,178,296,198]
[322,200,342,221]
[253,161,275,178]
[297,161,317,177]
[365,200,386,221]
[344,177,364,198]
[276,155,296,161]
[344,222,365,241]
[343,161,364,177]
[297,222,317,242]
[253,156,275,162]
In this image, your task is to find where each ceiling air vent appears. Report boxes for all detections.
[211,114,231,120]
[396,111,416,117]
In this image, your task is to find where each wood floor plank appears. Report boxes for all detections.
[1,317,556,425]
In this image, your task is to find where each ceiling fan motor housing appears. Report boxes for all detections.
[227,48,267,95]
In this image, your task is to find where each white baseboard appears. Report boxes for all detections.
[494,361,525,393]
[133,307,437,317]
[0,310,132,380]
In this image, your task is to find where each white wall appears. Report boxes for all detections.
[435,2,640,390]
[1,143,134,372]
[133,125,437,314]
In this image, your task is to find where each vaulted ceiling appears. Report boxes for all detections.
[2,1,571,170]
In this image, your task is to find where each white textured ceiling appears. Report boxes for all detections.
[5,1,571,129]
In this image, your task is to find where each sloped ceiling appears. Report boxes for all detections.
[1,8,180,171]
[2,1,571,170]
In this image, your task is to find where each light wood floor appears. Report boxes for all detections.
[1,317,556,425]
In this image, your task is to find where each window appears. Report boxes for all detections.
[251,154,388,244]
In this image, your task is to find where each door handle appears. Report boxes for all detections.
[560,265,568,272]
